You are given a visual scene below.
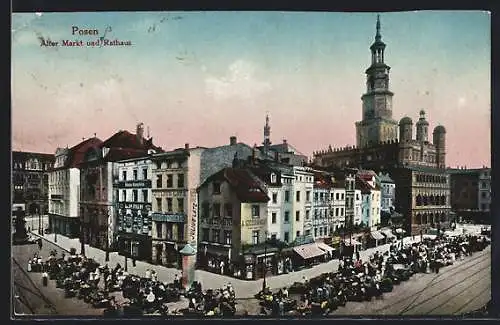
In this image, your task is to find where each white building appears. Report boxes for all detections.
[114,156,154,261]
[331,185,346,231]
[48,138,102,237]
[354,188,362,225]
[312,171,331,240]
[292,166,314,242]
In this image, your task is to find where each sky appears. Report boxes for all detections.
[11,11,491,168]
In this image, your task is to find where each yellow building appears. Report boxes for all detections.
[198,166,270,279]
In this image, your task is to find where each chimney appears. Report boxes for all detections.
[185,143,190,149]
[230,136,237,145]
[136,122,144,144]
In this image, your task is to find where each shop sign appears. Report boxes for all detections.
[242,218,266,227]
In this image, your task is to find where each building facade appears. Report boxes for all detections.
[114,156,153,262]
[150,147,203,267]
[292,166,314,242]
[48,138,102,237]
[198,167,269,278]
[377,172,395,214]
[79,123,161,251]
[449,167,491,223]
[391,166,451,235]
[312,171,333,240]
[12,151,54,216]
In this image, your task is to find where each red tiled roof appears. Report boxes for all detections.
[67,137,103,168]
[356,177,372,194]
[104,147,150,162]
[101,130,162,152]
[203,167,269,203]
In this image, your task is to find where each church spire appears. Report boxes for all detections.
[263,113,272,152]
[375,14,382,42]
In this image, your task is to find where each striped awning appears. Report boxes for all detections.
[381,229,396,239]
[371,231,385,240]
[316,242,335,253]
[293,243,326,260]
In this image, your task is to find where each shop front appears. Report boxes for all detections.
[198,244,231,275]
[241,245,279,280]
[116,202,152,262]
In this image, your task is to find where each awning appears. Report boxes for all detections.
[381,229,396,239]
[345,239,362,246]
[316,242,335,253]
[370,231,385,240]
[293,243,326,260]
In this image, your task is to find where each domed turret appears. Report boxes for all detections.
[416,110,429,142]
[433,124,446,168]
[399,116,413,142]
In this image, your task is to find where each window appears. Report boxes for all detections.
[296,191,301,202]
[166,175,173,188]
[212,229,220,243]
[177,174,184,188]
[319,228,323,236]
[271,233,277,240]
[315,193,319,201]
[341,207,344,216]
[132,190,138,202]
[122,190,126,201]
[335,208,339,216]
[252,230,259,245]
[306,191,311,202]
[202,202,209,218]
[133,170,138,180]
[156,222,162,238]
[284,211,290,223]
[177,198,184,213]
[481,192,487,198]
[142,190,148,202]
[336,193,340,200]
[213,182,221,194]
[202,228,209,241]
[122,171,127,181]
[306,210,310,220]
[213,203,221,217]
[284,191,290,202]
[251,205,260,217]
[142,168,148,180]
[167,198,173,212]
[284,232,289,243]
[272,193,278,204]
[295,211,300,222]
[156,198,162,211]
[296,231,300,237]
[156,174,162,188]
[224,203,233,217]
[271,173,277,183]
[272,212,277,224]
[341,193,345,200]
[314,228,318,237]
[224,230,232,245]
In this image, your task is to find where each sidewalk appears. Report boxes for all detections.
[33,232,424,298]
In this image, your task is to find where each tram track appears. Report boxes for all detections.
[452,283,491,315]
[402,266,490,315]
[372,247,490,314]
[12,256,59,315]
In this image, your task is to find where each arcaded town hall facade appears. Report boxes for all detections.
[313,16,451,235]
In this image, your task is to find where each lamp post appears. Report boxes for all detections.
[262,231,268,292]
[124,240,128,272]
[80,217,86,256]
[38,209,42,235]
[54,224,58,243]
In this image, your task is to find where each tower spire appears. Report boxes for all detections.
[263,112,271,151]
[375,14,381,41]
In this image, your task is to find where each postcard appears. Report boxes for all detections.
[11,10,491,318]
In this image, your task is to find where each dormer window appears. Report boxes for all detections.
[270,173,277,184]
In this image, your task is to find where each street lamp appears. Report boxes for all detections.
[262,231,268,292]
[80,218,86,256]
[38,209,42,235]
[54,225,58,243]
